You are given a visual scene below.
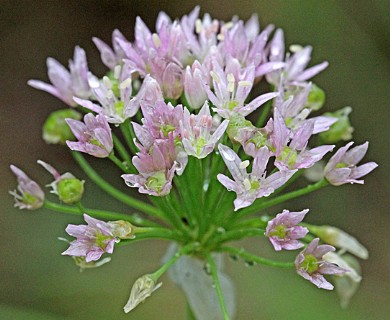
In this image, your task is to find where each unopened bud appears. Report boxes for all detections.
[319,107,354,144]
[305,83,325,111]
[108,220,136,239]
[123,274,162,313]
[309,225,368,259]
[42,109,82,144]
[57,177,85,204]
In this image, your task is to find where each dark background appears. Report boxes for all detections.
[1,1,389,319]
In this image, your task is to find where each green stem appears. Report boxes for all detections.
[108,153,131,173]
[71,152,164,219]
[112,133,131,164]
[235,179,328,218]
[206,253,230,320]
[118,228,181,243]
[208,228,264,248]
[43,200,159,227]
[255,99,273,128]
[219,246,294,268]
[186,302,197,320]
[120,119,138,155]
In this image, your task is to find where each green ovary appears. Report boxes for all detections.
[279,147,297,168]
[195,137,206,156]
[22,192,38,205]
[269,225,287,239]
[146,171,167,193]
[114,101,124,117]
[335,162,348,169]
[95,232,112,249]
[226,100,239,111]
[301,254,319,274]
[160,124,176,137]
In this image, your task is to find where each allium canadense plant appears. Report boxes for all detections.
[11,7,377,319]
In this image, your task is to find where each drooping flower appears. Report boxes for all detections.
[181,101,229,158]
[266,209,309,251]
[9,165,45,210]
[309,225,368,259]
[217,144,296,210]
[295,238,348,290]
[324,141,378,186]
[62,214,118,262]
[323,252,362,308]
[123,274,162,313]
[37,160,84,204]
[28,46,90,106]
[66,113,113,158]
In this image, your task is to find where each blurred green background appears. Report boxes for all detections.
[1,1,389,319]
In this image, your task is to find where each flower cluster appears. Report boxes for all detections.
[11,6,377,319]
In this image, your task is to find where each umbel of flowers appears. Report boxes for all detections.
[11,7,377,319]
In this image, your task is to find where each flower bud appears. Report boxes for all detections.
[123,274,162,313]
[323,252,362,308]
[305,83,325,111]
[57,177,85,204]
[42,109,82,144]
[108,220,136,239]
[309,225,368,259]
[319,107,354,144]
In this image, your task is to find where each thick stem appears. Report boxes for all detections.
[219,246,294,268]
[108,152,131,173]
[206,253,230,320]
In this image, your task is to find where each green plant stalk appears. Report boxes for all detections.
[120,119,138,155]
[208,228,264,248]
[219,246,294,268]
[234,179,328,219]
[71,152,165,219]
[108,152,131,173]
[43,200,160,227]
[206,253,230,320]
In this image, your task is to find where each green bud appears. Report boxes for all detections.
[57,178,84,204]
[319,107,354,144]
[42,109,82,144]
[306,84,326,111]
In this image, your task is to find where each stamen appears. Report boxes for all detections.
[152,33,161,48]
[239,160,250,169]
[103,76,112,89]
[195,19,203,34]
[119,78,132,90]
[114,65,122,79]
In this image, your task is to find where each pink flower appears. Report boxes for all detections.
[9,165,45,210]
[266,209,309,251]
[66,113,113,158]
[324,142,378,186]
[271,108,334,170]
[295,238,348,290]
[266,29,328,86]
[205,60,279,119]
[28,46,90,106]
[217,144,296,211]
[122,135,182,196]
[181,102,229,158]
[62,214,118,262]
